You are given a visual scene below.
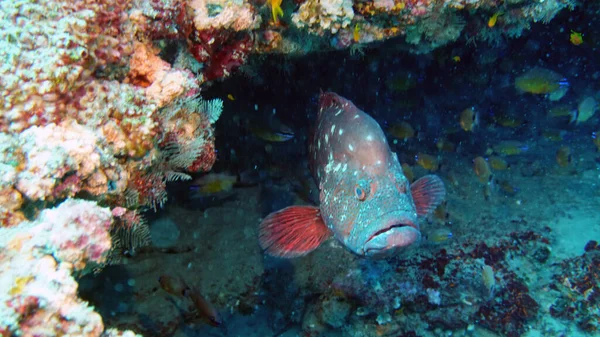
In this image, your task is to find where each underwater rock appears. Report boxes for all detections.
[149,216,181,248]
[319,295,352,328]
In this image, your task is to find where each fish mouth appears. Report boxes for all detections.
[363,218,420,256]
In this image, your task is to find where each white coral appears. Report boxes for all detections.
[0,199,116,336]
[292,0,354,35]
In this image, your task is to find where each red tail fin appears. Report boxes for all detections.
[259,206,331,258]
[411,175,446,217]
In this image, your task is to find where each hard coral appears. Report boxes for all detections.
[128,42,200,107]
[0,0,134,134]
[292,0,355,35]
[13,122,126,202]
[0,199,136,337]
[189,0,261,32]
[190,29,254,81]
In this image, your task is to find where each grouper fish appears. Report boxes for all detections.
[259,92,446,258]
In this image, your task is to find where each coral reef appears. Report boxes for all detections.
[0,199,137,337]
[0,0,584,335]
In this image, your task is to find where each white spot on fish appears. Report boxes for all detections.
[339,128,343,136]
[318,139,321,149]
[325,134,329,143]
[348,143,354,151]
[335,109,343,116]
[354,114,359,119]
[366,134,373,141]
[331,124,336,134]
[342,163,348,172]
[376,160,382,165]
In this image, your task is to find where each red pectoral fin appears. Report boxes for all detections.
[411,175,446,217]
[259,206,331,258]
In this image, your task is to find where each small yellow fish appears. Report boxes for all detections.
[542,129,567,142]
[446,171,459,187]
[574,96,598,124]
[436,138,456,152]
[227,94,235,101]
[515,67,568,95]
[452,56,461,63]
[593,132,600,151]
[401,163,415,183]
[488,12,503,28]
[547,105,576,119]
[353,23,360,43]
[473,156,493,183]
[191,173,237,194]
[488,156,510,171]
[250,123,294,142]
[389,121,415,140]
[570,31,583,46]
[268,0,284,24]
[492,141,528,156]
[483,184,493,201]
[386,73,417,92]
[460,107,478,132]
[497,179,519,196]
[493,115,524,128]
[427,228,453,243]
[556,146,572,167]
[415,153,440,171]
[433,201,449,222]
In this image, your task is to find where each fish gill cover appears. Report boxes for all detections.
[0,0,599,337]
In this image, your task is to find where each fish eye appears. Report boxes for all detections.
[355,180,372,201]
[355,186,366,201]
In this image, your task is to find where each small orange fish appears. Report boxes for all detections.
[460,108,478,132]
[570,31,583,46]
[433,201,449,222]
[497,179,519,196]
[401,163,415,183]
[389,121,416,140]
[488,156,510,171]
[415,153,440,171]
[227,94,235,101]
[556,146,571,167]
[473,156,493,183]
[184,287,223,327]
[158,275,188,296]
[436,138,456,152]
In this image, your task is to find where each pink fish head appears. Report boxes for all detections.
[313,93,430,257]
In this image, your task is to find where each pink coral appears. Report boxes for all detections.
[190,29,254,81]
[13,121,126,202]
[0,199,136,337]
[0,0,134,134]
[128,42,200,107]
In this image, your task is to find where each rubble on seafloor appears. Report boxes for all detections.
[0,0,591,336]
